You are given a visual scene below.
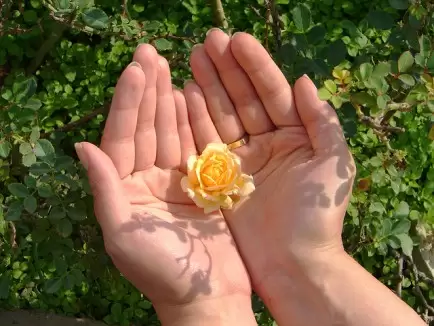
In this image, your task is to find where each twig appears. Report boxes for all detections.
[408,256,434,316]
[26,22,68,75]
[396,254,404,297]
[121,0,130,18]
[0,24,31,36]
[264,0,282,56]
[359,115,405,133]
[41,105,109,138]
[8,221,17,248]
[210,0,228,29]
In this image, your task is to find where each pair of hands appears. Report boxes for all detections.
[75,29,355,324]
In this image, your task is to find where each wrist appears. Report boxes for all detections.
[154,294,257,326]
[255,248,350,326]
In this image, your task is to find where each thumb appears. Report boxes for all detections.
[293,75,347,154]
[75,142,130,234]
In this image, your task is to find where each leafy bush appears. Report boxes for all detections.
[0,0,433,325]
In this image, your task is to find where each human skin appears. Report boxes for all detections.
[75,29,426,326]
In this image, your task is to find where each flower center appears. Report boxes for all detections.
[201,156,227,187]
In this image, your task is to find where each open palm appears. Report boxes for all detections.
[185,29,356,305]
[77,44,250,311]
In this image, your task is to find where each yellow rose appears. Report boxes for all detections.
[181,143,255,214]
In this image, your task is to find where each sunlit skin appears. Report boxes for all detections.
[74,28,426,326]
[74,28,355,323]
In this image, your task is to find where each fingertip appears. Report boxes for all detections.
[134,43,158,65]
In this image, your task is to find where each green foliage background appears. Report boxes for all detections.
[0,0,433,325]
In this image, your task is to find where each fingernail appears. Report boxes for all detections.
[74,143,88,170]
[231,32,241,39]
[128,61,142,69]
[192,43,202,51]
[184,79,192,87]
[303,74,311,80]
[206,27,220,37]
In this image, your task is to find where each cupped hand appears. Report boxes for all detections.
[74,44,253,323]
[185,28,356,302]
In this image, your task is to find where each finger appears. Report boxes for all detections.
[173,88,197,174]
[204,29,274,135]
[155,57,181,169]
[133,44,159,171]
[75,142,130,235]
[101,62,145,178]
[190,44,245,143]
[231,32,302,127]
[184,81,222,152]
[293,75,347,154]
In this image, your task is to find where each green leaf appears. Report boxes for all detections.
[45,278,63,294]
[398,51,414,73]
[34,139,55,157]
[132,4,144,12]
[8,183,29,198]
[369,201,385,214]
[5,201,23,221]
[22,153,37,167]
[396,233,413,256]
[24,98,42,110]
[372,62,391,78]
[318,88,332,100]
[37,184,53,198]
[19,143,33,155]
[30,128,40,143]
[1,89,12,101]
[324,80,337,94]
[306,25,326,44]
[392,219,411,235]
[13,76,37,104]
[367,11,395,30]
[23,196,37,214]
[419,35,431,58]
[394,201,410,218]
[331,95,343,109]
[24,175,37,188]
[30,162,51,175]
[82,8,109,30]
[398,74,415,86]
[65,71,76,82]
[380,219,392,236]
[291,4,312,33]
[56,219,73,237]
[327,40,347,66]
[154,38,173,51]
[67,204,87,221]
[427,53,434,69]
[48,206,65,220]
[388,0,409,10]
[0,141,12,158]
[360,63,373,80]
[0,274,10,299]
[76,0,94,9]
[377,94,389,109]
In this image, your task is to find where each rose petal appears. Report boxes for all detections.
[238,174,256,197]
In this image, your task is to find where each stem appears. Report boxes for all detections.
[211,0,228,29]
[26,22,67,75]
[41,105,109,138]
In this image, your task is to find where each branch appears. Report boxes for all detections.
[0,24,31,36]
[121,0,130,18]
[264,0,282,56]
[210,0,228,29]
[396,254,404,297]
[26,22,68,75]
[359,115,405,133]
[41,105,109,138]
